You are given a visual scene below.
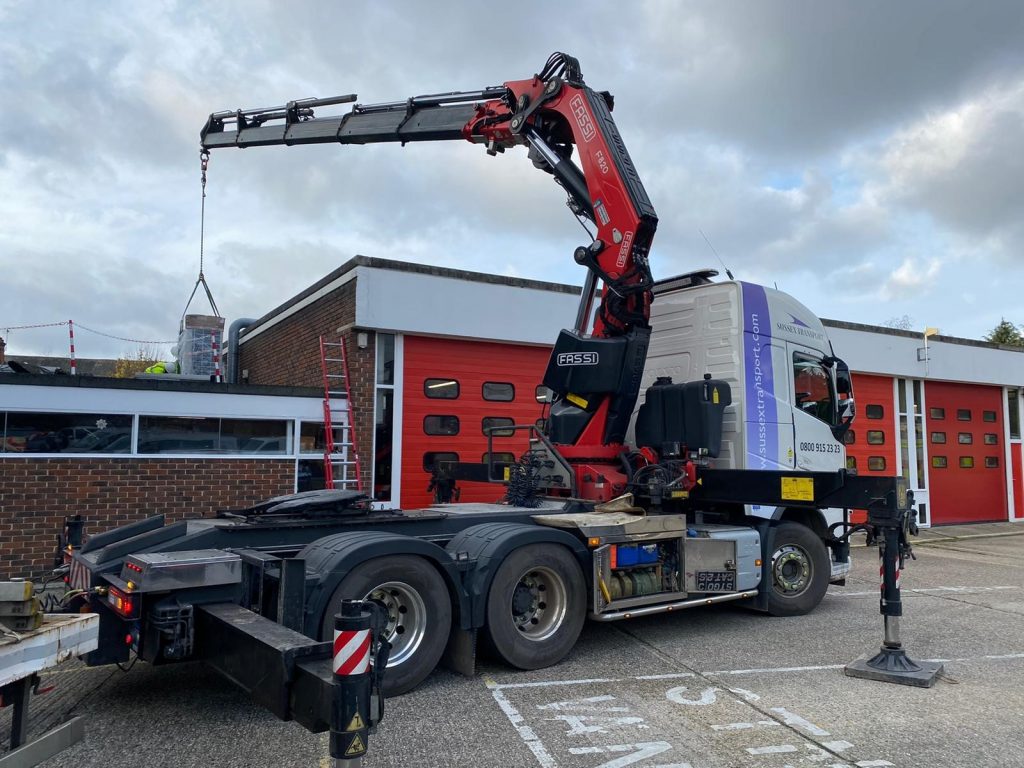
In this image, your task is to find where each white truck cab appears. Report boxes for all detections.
[636,271,856,578]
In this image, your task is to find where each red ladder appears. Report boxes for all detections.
[318,335,362,491]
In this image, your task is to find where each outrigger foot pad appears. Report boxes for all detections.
[845,646,943,688]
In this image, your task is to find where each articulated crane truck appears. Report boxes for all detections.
[57,54,909,734]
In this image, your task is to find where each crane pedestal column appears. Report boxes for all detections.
[845,523,942,687]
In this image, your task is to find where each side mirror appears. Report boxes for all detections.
[838,398,856,421]
[834,358,853,395]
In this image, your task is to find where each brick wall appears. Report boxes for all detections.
[238,280,378,493]
[0,458,294,579]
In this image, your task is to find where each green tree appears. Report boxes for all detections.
[984,319,1024,346]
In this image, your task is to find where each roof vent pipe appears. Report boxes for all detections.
[227,317,258,384]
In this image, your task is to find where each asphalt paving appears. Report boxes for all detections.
[3,524,1022,768]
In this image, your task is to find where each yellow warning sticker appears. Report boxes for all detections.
[345,712,366,732]
[781,476,815,501]
[712,387,720,404]
[503,466,511,482]
[344,733,367,757]
[566,393,589,409]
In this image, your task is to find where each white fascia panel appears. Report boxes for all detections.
[1,384,322,421]
[826,326,1024,387]
[355,267,579,344]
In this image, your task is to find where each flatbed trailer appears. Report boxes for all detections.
[0,613,98,767]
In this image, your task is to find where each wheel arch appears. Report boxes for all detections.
[444,522,590,629]
[299,531,465,638]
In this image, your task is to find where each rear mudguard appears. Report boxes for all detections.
[298,531,464,637]
[444,522,590,628]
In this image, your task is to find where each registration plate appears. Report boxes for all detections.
[695,570,736,592]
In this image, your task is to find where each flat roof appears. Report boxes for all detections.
[0,372,320,398]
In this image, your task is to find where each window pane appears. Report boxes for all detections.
[957,409,972,421]
[957,433,973,445]
[865,404,884,419]
[220,419,289,453]
[424,415,460,436]
[482,417,515,437]
[376,333,395,386]
[297,459,326,492]
[4,412,132,454]
[985,456,1000,468]
[793,354,835,425]
[483,382,515,402]
[374,390,394,502]
[930,432,946,444]
[929,407,945,420]
[483,452,516,465]
[138,416,219,454]
[932,456,948,468]
[983,410,997,423]
[867,430,885,445]
[842,429,856,445]
[423,451,459,471]
[984,433,998,445]
[959,456,974,468]
[846,456,857,470]
[300,421,327,453]
[424,378,459,399]
[867,456,887,471]
[1010,389,1021,440]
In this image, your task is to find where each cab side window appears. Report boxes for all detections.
[793,353,835,425]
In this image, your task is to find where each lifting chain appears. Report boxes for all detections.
[180,149,220,329]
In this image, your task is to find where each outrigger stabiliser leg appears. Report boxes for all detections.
[330,600,391,766]
[845,490,943,687]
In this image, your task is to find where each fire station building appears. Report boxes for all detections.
[234,256,1024,528]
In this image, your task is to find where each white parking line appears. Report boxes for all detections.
[834,585,1020,597]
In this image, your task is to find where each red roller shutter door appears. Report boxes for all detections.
[402,336,551,509]
[924,381,1007,524]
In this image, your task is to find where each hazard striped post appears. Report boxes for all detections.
[211,331,221,382]
[331,601,372,765]
[68,320,77,375]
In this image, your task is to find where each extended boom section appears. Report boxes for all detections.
[201,54,659,486]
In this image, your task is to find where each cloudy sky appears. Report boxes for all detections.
[2,1,1022,360]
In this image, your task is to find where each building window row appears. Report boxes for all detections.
[931,455,1000,469]
[0,411,293,456]
[424,379,516,401]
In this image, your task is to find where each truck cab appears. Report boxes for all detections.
[637,271,856,576]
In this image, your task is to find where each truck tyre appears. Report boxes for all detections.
[765,522,829,617]
[320,555,451,696]
[484,544,586,670]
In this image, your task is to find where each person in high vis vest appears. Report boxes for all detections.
[144,361,180,374]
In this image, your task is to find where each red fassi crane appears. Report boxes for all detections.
[201,52,659,501]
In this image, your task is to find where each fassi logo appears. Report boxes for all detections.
[557,352,599,366]
[569,94,596,143]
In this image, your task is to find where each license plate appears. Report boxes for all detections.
[696,570,736,592]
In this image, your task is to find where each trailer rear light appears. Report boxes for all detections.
[108,586,137,618]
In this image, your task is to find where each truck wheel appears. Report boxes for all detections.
[484,544,586,670]
[320,555,451,696]
[765,522,829,617]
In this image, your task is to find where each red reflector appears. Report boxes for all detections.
[124,634,133,645]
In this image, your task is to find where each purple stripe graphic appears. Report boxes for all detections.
[741,283,778,469]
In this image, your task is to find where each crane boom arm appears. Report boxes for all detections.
[201,53,659,475]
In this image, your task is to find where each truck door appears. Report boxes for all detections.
[790,346,845,472]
